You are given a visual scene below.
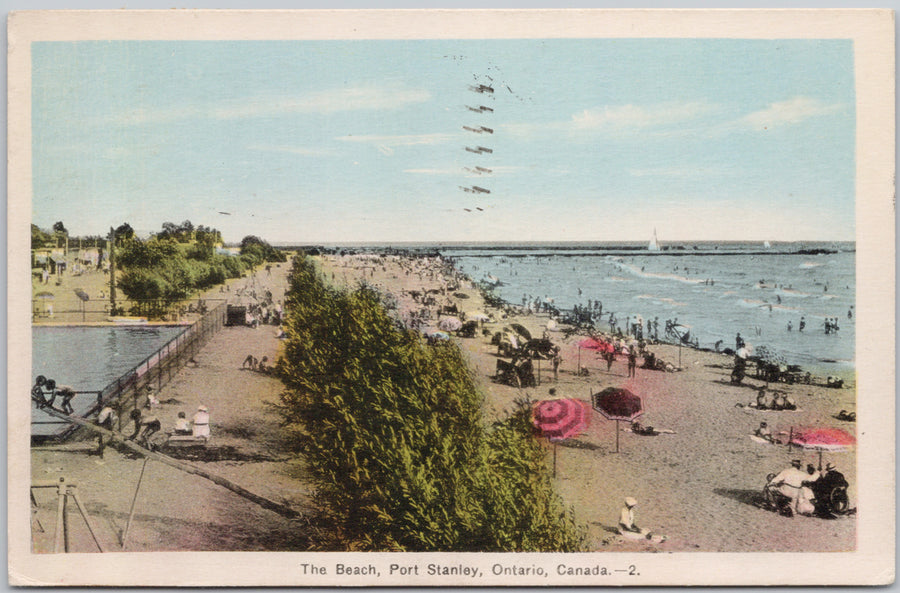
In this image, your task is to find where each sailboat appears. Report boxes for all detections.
[648,229,660,252]
[763,240,772,249]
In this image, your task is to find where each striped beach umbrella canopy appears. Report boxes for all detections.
[532,398,590,442]
[789,426,856,469]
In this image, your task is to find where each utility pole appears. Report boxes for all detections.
[108,227,117,316]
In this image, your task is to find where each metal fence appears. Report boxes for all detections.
[32,297,218,324]
[41,301,228,440]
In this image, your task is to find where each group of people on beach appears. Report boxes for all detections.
[765,458,849,517]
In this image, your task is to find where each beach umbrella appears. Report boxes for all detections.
[509,323,532,340]
[438,317,463,332]
[578,337,605,351]
[532,398,591,441]
[592,387,644,452]
[34,291,55,299]
[532,398,591,477]
[789,426,856,470]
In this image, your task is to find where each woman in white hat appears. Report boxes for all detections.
[618,497,642,535]
[192,405,210,440]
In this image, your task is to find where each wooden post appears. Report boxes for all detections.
[577,346,581,373]
[122,457,149,550]
[70,487,105,552]
[54,478,67,553]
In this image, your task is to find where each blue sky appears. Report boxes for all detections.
[31,38,855,244]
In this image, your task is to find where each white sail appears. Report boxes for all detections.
[763,240,771,249]
[648,229,660,251]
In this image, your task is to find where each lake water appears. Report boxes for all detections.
[443,242,855,373]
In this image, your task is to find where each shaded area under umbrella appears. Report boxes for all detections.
[789,426,856,470]
[532,398,590,476]
[592,387,644,452]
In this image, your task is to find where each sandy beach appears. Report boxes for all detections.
[30,253,856,553]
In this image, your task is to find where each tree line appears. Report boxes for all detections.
[276,254,585,551]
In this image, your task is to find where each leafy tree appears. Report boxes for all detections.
[277,254,585,552]
[114,222,135,245]
[52,221,67,234]
[31,224,53,249]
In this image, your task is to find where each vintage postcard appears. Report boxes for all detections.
[8,9,895,586]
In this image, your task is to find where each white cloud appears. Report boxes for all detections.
[504,101,714,138]
[336,133,456,147]
[627,166,732,178]
[246,144,334,156]
[212,86,432,119]
[737,96,843,131]
[571,102,712,131]
[106,85,431,126]
[404,168,457,175]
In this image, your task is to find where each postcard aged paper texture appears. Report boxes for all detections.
[8,9,895,587]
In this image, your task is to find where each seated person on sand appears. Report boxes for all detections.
[617,497,665,541]
[766,459,815,516]
[173,411,192,435]
[192,405,211,440]
[836,409,856,422]
[770,392,797,411]
[754,421,774,442]
[630,421,658,436]
[756,388,773,410]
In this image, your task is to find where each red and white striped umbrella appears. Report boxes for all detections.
[532,398,590,442]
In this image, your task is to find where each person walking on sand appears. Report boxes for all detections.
[627,349,637,378]
[551,348,562,381]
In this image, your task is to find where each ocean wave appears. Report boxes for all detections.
[799,261,825,269]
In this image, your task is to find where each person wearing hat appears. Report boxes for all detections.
[812,462,849,515]
[192,405,210,440]
[766,459,809,516]
[618,497,644,536]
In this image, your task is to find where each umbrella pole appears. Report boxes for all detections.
[578,346,581,372]
[818,451,822,472]
[553,441,557,478]
[616,419,620,453]
[788,427,793,453]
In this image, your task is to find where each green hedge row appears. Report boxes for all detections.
[276,254,585,551]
